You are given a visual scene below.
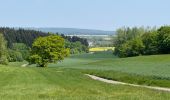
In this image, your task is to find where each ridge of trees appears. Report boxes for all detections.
[114,26,170,57]
[0,27,88,49]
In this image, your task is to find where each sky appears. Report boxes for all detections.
[0,0,170,31]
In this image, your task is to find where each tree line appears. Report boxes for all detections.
[0,27,89,65]
[0,27,88,48]
[114,26,170,57]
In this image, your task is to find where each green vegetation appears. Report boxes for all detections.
[0,27,89,54]
[29,35,70,67]
[7,43,30,62]
[12,43,30,60]
[1,28,48,48]
[0,61,170,100]
[141,31,158,55]
[7,49,24,62]
[114,26,170,57]
[0,33,8,65]
[1,26,170,99]
[0,52,170,100]
[51,51,170,88]
[115,38,144,57]
[157,26,170,53]
[65,41,88,54]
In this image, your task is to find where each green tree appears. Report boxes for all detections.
[114,27,145,47]
[0,33,8,65]
[157,26,170,54]
[114,27,157,57]
[29,35,70,67]
[142,31,158,55]
[115,38,145,57]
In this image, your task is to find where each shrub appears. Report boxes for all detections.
[7,49,24,62]
[115,38,145,57]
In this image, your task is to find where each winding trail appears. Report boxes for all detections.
[86,74,170,92]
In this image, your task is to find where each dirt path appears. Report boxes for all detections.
[21,64,28,67]
[86,74,170,92]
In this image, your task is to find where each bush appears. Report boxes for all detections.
[7,49,24,62]
[12,43,30,60]
[65,41,88,54]
[115,38,145,57]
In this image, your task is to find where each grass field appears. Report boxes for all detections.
[0,51,170,99]
[53,52,170,87]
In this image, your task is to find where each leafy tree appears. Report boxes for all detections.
[115,38,145,57]
[113,27,158,57]
[114,27,145,47]
[157,26,170,54]
[29,35,70,67]
[0,33,8,65]
[142,31,158,55]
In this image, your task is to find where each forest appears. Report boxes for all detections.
[0,27,89,64]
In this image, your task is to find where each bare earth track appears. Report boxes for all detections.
[86,74,170,92]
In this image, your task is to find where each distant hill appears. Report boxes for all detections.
[31,28,115,35]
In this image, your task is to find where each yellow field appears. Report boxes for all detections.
[89,47,115,52]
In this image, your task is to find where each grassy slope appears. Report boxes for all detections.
[0,52,170,99]
[53,52,170,87]
[62,52,170,77]
[0,66,170,100]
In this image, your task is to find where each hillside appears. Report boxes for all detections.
[32,28,115,35]
[0,52,170,99]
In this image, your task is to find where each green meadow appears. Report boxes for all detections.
[0,51,170,100]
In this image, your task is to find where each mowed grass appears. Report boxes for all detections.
[0,66,170,100]
[1,52,170,99]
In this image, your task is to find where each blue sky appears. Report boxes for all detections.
[0,0,170,31]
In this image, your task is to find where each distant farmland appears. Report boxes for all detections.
[66,34,114,47]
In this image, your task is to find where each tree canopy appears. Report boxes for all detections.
[29,35,70,67]
[114,26,170,57]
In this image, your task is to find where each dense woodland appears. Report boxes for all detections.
[0,28,48,48]
[0,27,88,48]
[0,27,89,64]
[114,26,170,57]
